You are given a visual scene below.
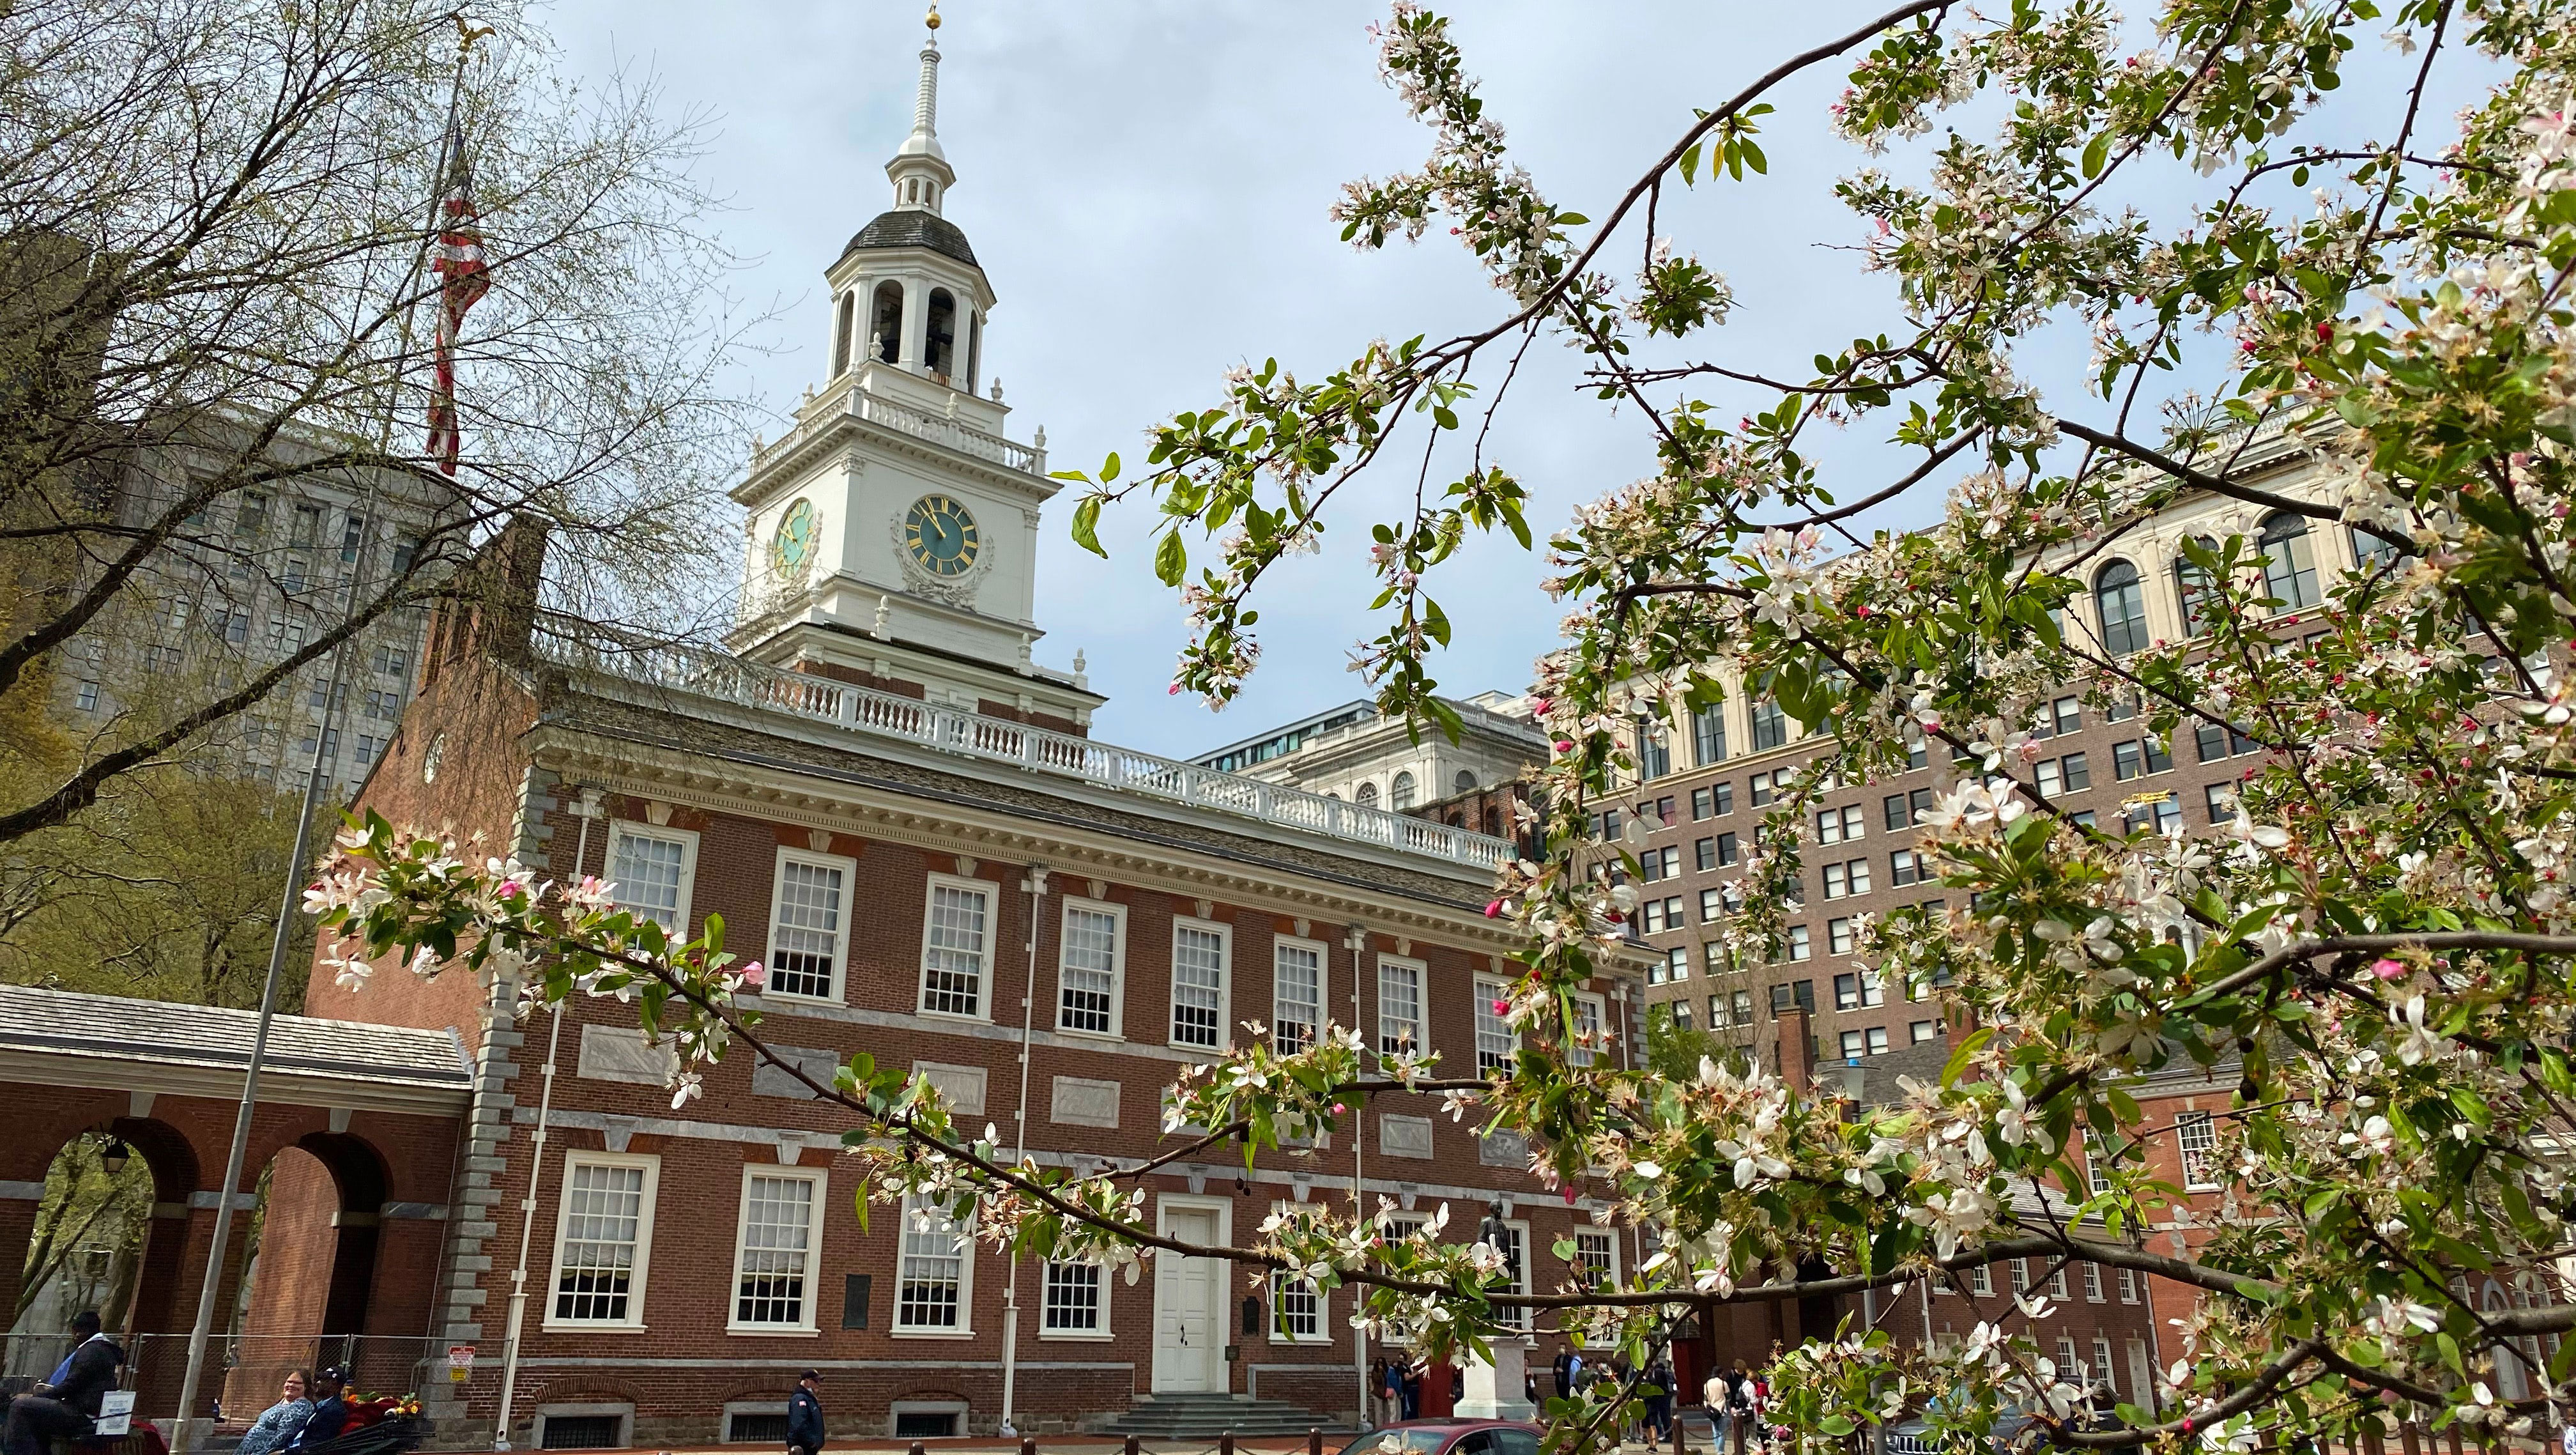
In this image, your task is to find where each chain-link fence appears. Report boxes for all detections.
[2,1332,446,1428]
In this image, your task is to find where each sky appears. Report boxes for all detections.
[536,0,2485,760]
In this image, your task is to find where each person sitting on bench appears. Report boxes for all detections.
[2,1311,123,1455]
[282,1369,349,1451]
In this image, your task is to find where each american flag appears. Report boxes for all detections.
[425,116,489,477]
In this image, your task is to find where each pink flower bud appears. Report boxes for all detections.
[1485,900,1505,918]
[2370,958,2405,980]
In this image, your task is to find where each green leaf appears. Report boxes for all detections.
[1100,450,1121,484]
[2082,132,2110,180]
[1679,143,1703,185]
[1154,531,1186,587]
[1070,496,1107,558]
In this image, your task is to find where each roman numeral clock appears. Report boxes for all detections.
[891,491,987,607]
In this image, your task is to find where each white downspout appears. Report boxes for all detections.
[998,865,1050,1437]
[494,787,604,1451]
[1345,923,1370,1428]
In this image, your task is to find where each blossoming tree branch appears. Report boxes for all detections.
[315,0,2576,1449]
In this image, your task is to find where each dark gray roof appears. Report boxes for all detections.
[0,983,471,1092]
[840,209,980,270]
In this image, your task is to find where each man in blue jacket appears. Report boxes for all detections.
[286,1367,351,1451]
[786,1371,825,1455]
[4,1311,123,1455]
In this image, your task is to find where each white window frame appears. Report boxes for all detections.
[1268,1266,1326,1343]
[726,1164,825,1334]
[2175,1109,2221,1190]
[765,846,855,1005]
[1571,990,1607,1066]
[1473,974,1519,1075]
[1054,897,1126,1040]
[894,1192,976,1337]
[606,822,699,935]
[1271,934,1327,1054]
[1376,954,1427,1056]
[1572,1228,1619,1287]
[2083,1263,2104,1302]
[1168,916,1232,1052]
[542,1150,660,1332]
[917,872,995,1022]
[1038,1257,1113,1340]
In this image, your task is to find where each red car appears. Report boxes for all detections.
[1338,1420,1545,1455]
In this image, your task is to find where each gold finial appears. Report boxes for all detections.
[924,4,940,30]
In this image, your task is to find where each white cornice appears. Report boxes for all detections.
[0,1049,471,1117]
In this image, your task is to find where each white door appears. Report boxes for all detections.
[1153,1206,1224,1392]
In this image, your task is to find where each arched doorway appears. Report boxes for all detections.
[226,1134,393,1408]
[8,1132,156,1376]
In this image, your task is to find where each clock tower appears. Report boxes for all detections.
[727,6,1100,731]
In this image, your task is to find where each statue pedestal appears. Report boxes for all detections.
[1457,1339,1535,1420]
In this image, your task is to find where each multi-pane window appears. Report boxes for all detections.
[2119,1267,2139,1303]
[1820,859,1873,899]
[1377,958,1425,1054]
[2352,523,2408,571]
[1827,919,1857,958]
[609,825,695,933]
[1274,940,1323,1053]
[1781,925,1812,962]
[2035,753,2092,798]
[1058,902,1122,1035]
[1634,721,1671,780]
[2204,782,2238,824]
[1641,844,1681,881]
[1884,787,1935,832]
[2048,1266,2070,1299]
[1693,706,1729,766]
[1814,804,1866,845]
[1713,831,1740,866]
[1699,888,1727,923]
[2094,562,2150,655]
[2176,1110,2220,1189]
[1832,969,1883,1010]
[1770,979,1817,1016]
[1837,1027,1890,1058]
[550,1155,655,1326]
[1653,946,1689,984]
[1269,1269,1323,1341]
[1748,767,1793,806]
[1170,923,1229,1049]
[1910,1019,1940,1043]
[73,681,98,712]
[896,1195,968,1331]
[1890,849,1925,888]
[2094,1336,2117,1392]
[2122,792,2182,835]
[1666,1001,1694,1031]
[732,1171,818,1328]
[2260,512,2320,609]
[2059,1337,2083,1385]
[921,879,991,1018]
[2112,739,2173,781]
[768,852,848,1001]
[2195,721,2259,761]
[1574,1231,1617,1288]
[2175,547,2218,637]
[2087,1132,2114,1193]
[2083,1264,2105,1302]
[1966,1264,1993,1296]
[2030,696,2082,737]
[1474,976,1518,1074]
[1571,993,1604,1066]
[1694,837,1717,872]
[1042,1260,1104,1334]
[1751,697,1788,751]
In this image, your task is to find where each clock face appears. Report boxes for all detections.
[903,493,981,578]
[771,498,816,574]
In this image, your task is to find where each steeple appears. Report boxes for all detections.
[886,6,954,215]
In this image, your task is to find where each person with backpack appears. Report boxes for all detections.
[1644,1356,1676,1443]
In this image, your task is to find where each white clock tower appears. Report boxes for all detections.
[728,6,1100,731]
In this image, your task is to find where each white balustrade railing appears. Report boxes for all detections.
[535,631,1514,872]
[751,378,1045,477]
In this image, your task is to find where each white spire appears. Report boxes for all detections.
[886,6,954,213]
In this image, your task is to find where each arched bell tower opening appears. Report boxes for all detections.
[871,281,905,364]
[926,289,957,382]
[831,290,855,376]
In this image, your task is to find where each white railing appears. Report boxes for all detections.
[753,378,1045,477]
[535,632,1515,872]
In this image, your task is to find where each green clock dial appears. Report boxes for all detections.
[904,493,981,577]
[771,498,817,574]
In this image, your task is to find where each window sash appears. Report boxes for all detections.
[1473,976,1517,1074]
[1269,1269,1322,1340]
[1041,1259,1104,1333]
[1171,923,1228,1049]
[1377,958,1424,1054]
[896,1196,967,1330]
[921,881,991,1018]
[733,1172,818,1328]
[768,853,847,1001]
[551,1157,653,1326]
[1274,941,1322,1052]
[1058,903,1122,1035]
[609,826,693,932]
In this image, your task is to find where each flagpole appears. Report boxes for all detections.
[166,24,482,1449]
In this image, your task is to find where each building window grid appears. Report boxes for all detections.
[1269,1269,1323,1341]
[896,1196,967,1331]
[2176,1110,2221,1188]
[1473,975,1518,1074]
[2083,1264,2104,1302]
[551,1157,651,1325]
[1274,940,1323,1053]
[608,826,693,934]
[732,1172,818,1328]
[767,854,848,1001]
[921,881,991,1019]
[1378,958,1425,1054]
[1041,1260,1103,1334]
[1170,923,1229,1049]
[1058,903,1121,1035]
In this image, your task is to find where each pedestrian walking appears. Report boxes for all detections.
[786,1369,825,1455]
[1644,1357,1675,1443]
[1703,1368,1732,1455]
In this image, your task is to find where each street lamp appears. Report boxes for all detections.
[100,1141,129,1176]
